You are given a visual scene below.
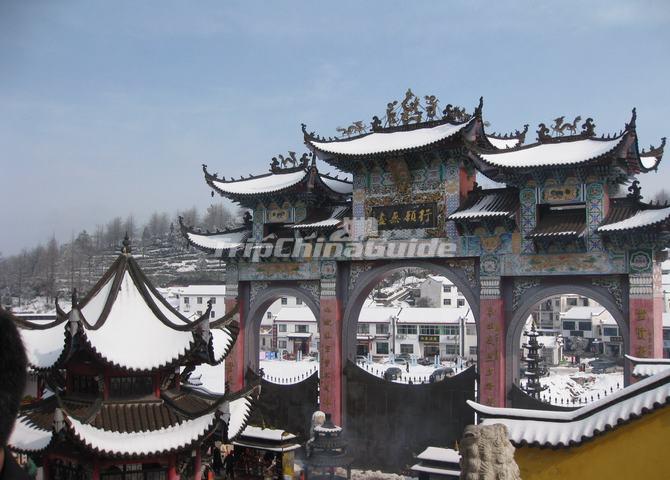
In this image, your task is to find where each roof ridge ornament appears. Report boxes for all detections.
[627,180,642,200]
[121,233,132,255]
[625,107,637,131]
[536,115,596,143]
[270,151,310,173]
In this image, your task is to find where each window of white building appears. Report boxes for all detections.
[376,342,389,355]
[278,324,287,332]
[400,344,414,354]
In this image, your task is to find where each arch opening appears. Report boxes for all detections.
[343,263,479,386]
[509,288,628,407]
[244,285,320,383]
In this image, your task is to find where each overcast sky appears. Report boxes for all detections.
[1,0,669,255]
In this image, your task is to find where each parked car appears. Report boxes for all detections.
[396,353,412,363]
[417,357,434,366]
[429,367,454,383]
[383,367,402,382]
[356,355,368,364]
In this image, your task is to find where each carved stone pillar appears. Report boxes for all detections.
[224,271,244,392]
[629,264,664,372]
[318,264,342,424]
[479,276,506,407]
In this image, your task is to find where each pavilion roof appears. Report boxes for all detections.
[468,110,664,185]
[9,385,259,457]
[15,247,238,372]
[469,367,670,448]
[291,205,350,231]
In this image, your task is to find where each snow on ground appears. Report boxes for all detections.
[523,369,624,405]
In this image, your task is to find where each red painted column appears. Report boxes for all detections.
[319,284,342,425]
[168,455,178,480]
[479,277,505,407]
[629,266,664,376]
[193,449,202,480]
[92,460,100,480]
[224,297,245,392]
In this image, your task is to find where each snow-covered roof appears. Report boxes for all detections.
[275,306,316,322]
[537,335,560,348]
[183,229,250,252]
[310,121,469,157]
[175,285,227,297]
[478,137,622,168]
[397,307,473,324]
[358,306,401,323]
[68,412,218,456]
[292,205,350,230]
[626,355,670,378]
[286,332,312,339]
[486,136,521,149]
[227,395,255,440]
[239,425,297,442]
[426,275,454,285]
[8,417,53,453]
[210,170,307,195]
[597,206,670,232]
[448,189,517,220]
[417,446,461,463]
[320,176,354,194]
[469,367,670,448]
[18,326,66,370]
[560,306,606,321]
[81,271,196,370]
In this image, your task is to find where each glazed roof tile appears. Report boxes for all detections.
[469,367,670,448]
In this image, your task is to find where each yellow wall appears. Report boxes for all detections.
[514,406,670,480]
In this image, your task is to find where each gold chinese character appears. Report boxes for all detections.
[378,212,387,226]
[404,210,417,222]
[390,211,401,224]
[636,326,649,340]
[419,208,433,224]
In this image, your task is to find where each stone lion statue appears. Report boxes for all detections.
[459,424,521,480]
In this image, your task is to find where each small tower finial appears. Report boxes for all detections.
[71,288,78,308]
[121,233,132,255]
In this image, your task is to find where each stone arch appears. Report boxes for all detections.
[505,279,630,403]
[243,283,320,375]
[342,260,480,365]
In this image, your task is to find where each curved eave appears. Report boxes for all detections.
[78,328,198,373]
[18,325,71,372]
[203,165,351,202]
[179,217,250,256]
[8,417,54,454]
[484,124,529,150]
[469,132,632,177]
[66,412,220,459]
[639,137,665,172]
[597,206,670,234]
[208,324,238,365]
[304,117,477,162]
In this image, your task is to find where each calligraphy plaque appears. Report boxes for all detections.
[370,202,437,230]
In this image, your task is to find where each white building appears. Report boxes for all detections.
[273,305,318,357]
[561,306,621,357]
[417,275,467,308]
[173,285,227,320]
[396,307,476,360]
[356,307,398,357]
